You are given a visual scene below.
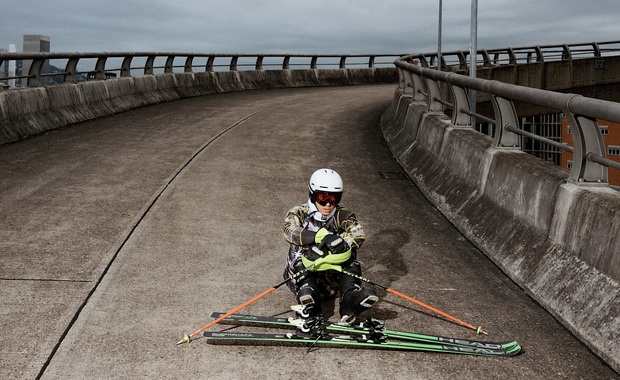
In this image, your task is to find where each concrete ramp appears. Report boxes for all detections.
[0,85,617,379]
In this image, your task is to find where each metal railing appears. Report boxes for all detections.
[2,42,620,184]
[421,40,620,69]
[3,41,617,89]
[395,40,620,185]
[0,52,403,88]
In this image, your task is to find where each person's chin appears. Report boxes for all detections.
[320,207,334,215]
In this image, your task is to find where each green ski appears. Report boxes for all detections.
[202,330,521,356]
[209,312,521,353]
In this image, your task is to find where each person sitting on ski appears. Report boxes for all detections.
[282,168,378,323]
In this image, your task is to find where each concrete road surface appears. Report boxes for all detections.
[0,85,617,379]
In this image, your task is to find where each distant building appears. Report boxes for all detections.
[21,34,50,85]
[0,44,17,88]
[0,49,7,85]
[8,43,16,88]
[562,118,620,186]
[478,113,564,165]
[521,113,563,166]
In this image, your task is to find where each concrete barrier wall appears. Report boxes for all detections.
[380,91,620,373]
[0,67,397,146]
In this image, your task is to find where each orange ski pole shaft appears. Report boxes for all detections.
[340,269,487,335]
[176,287,278,345]
[177,264,315,345]
[386,288,487,335]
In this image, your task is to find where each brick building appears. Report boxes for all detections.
[562,118,620,185]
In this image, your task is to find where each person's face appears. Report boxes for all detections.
[314,192,341,216]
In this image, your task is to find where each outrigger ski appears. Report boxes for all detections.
[207,312,521,356]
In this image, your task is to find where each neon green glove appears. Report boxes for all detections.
[314,227,331,244]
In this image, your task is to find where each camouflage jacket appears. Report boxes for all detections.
[282,200,365,290]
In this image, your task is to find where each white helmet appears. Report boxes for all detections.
[308,168,344,195]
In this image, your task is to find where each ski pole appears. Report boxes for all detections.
[176,264,315,345]
[339,269,488,335]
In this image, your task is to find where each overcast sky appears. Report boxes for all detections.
[1,0,618,55]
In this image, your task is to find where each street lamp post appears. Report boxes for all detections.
[469,0,478,126]
[437,0,443,71]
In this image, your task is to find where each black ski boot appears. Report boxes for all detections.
[295,271,323,318]
[339,261,378,323]
[339,286,378,323]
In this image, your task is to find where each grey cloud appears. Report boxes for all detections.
[1,0,618,54]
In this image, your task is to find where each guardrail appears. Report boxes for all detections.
[2,41,617,89]
[0,52,403,88]
[420,40,620,69]
[394,40,620,185]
